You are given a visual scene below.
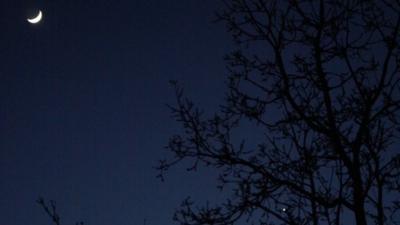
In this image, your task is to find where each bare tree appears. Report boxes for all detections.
[158,1,400,225]
[37,197,84,225]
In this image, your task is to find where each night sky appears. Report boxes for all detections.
[0,1,232,225]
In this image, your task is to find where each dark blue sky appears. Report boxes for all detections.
[0,1,232,225]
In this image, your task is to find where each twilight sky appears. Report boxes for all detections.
[0,1,232,225]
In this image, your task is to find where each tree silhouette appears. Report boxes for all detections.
[158,1,400,225]
[37,197,84,225]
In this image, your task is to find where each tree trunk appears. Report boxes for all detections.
[353,171,368,225]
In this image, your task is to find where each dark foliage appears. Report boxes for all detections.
[158,1,400,225]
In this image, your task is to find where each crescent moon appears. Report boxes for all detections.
[27,10,43,24]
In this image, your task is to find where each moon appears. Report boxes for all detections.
[27,10,43,24]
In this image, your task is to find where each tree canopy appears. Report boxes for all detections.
[159,1,400,225]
